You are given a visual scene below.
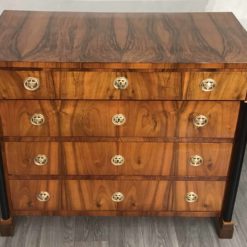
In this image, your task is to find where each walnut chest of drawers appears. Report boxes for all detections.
[0,11,247,238]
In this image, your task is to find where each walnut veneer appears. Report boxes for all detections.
[0,11,247,238]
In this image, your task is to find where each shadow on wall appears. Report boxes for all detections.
[0,0,210,13]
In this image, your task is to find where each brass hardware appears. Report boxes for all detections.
[36,191,50,202]
[30,113,45,126]
[189,155,203,167]
[112,114,126,126]
[34,154,48,166]
[185,192,198,203]
[200,78,216,92]
[113,77,128,90]
[112,192,124,202]
[193,114,208,128]
[111,155,125,166]
[23,77,40,91]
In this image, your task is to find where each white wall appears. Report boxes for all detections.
[0,0,246,29]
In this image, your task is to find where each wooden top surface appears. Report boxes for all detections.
[0,10,247,69]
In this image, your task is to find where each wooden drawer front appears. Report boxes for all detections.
[0,101,239,137]
[173,181,225,212]
[176,143,232,177]
[62,142,173,175]
[63,180,158,211]
[0,70,55,99]
[9,180,60,211]
[63,142,231,176]
[53,71,181,100]
[0,100,59,136]
[183,72,247,100]
[63,180,225,212]
[155,181,226,212]
[119,101,239,138]
[176,101,239,138]
[5,142,60,175]
[59,101,117,136]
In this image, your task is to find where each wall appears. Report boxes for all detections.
[0,0,246,29]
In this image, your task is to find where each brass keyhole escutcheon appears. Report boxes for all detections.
[185,192,198,203]
[113,77,128,90]
[200,78,216,92]
[112,192,124,202]
[24,77,40,91]
[30,113,45,126]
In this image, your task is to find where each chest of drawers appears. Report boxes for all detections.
[0,11,247,239]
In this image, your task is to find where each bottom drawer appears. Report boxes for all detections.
[63,180,226,212]
[9,180,226,213]
[9,180,60,211]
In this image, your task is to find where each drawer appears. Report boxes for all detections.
[0,70,55,99]
[183,72,247,100]
[63,180,158,211]
[155,181,226,212]
[0,100,239,138]
[9,180,60,211]
[61,101,239,137]
[119,101,239,138]
[62,142,174,175]
[4,142,60,175]
[63,180,226,212]
[62,142,231,176]
[53,71,181,100]
[176,143,232,177]
[0,100,59,136]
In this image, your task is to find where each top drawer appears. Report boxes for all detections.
[183,72,247,100]
[0,70,246,100]
[0,70,181,100]
[0,70,56,99]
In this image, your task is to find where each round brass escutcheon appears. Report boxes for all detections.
[112,192,125,202]
[111,155,125,166]
[113,77,128,90]
[34,154,48,166]
[23,77,40,91]
[30,113,45,126]
[193,114,208,128]
[36,191,50,202]
[112,114,126,126]
[200,78,217,92]
[189,155,203,167]
[185,192,198,203]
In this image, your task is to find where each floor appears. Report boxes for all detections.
[0,152,247,247]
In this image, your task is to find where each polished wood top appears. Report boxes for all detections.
[0,11,247,69]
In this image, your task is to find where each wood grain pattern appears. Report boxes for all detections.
[63,180,159,211]
[120,101,239,138]
[174,181,226,212]
[62,142,174,176]
[0,70,55,99]
[0,100,239,137]
[62,142,118,175]
[0,11,247,69]
[59,101,118,137]
[176,143,232,177]
[63,180,226,212]
[177,101,239,138]
[0,100,59,136]
[53,71,181,100]
[182,72,247,100]
[155,181,226,212]
[63,180,118,211]
[9,180,60,211]
[62,142,232,177]
[4,142,60,175]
